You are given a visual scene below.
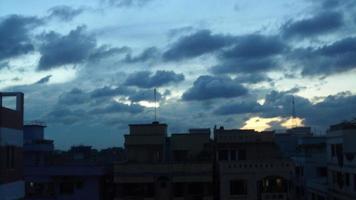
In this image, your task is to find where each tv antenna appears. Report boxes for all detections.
[292,95,296,128]
[154,88,157,122]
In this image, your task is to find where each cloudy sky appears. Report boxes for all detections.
[1,0,356,149]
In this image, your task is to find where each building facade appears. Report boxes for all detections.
[326,121,356,200]
[114,122,213,200]
[215,127,294,200]
[0,92,25,200]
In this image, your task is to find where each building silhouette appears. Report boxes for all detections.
[0,92,25,200]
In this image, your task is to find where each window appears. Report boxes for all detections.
[173,150,188,161]
[331,144,336,157]
[188,182,204,195]
[144,183,155,198]
[354,174,356,191]
[230,150,236,161]
[219,150,228,161]
[238,149,246,161]
[317,167,327,177]
[230,180,247,195]
[173,183,185,197]
[6,146,15,169]
[345,173,350,186]
[60,182,74,194]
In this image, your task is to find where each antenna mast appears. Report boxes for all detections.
[154,88,157,122]
[292,95,296,128]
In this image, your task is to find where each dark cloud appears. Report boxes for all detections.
[90,86,162,102]
[214,101,262,115]
[128,89,162,102]
[0,61,9,70]
[163,30,235,61]
[292,37,356,76]
[211,34,286,74]
[102,0,153,7]
[58,88,90,106]
[0,15,42,61]
[182,75,248,101]
[282,11,343,39]
[123,47,159,63]
[261,90,356,127]
[212,89,356,128]
[90,101,144,114]
[38,26,96,70]
[35,75,52,84]
[45,107,88,125]
[125,70,184,88]
[89,45,130,61]
[48,5,84,21]
[90,86,133,98]
[234,74,272,84]
[167,26,195,38]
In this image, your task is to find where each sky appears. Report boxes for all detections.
[1,0,356,149]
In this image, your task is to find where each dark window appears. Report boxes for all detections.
[354,174,356,191]
[173,183,185,197]
[230,180,247,195]
[331,144,335,157]
[317,167,327,177]
[219,150,228,161]
[238,149,246,160]
[188,182,204,195]
[345,173,350,186]
[144,183,155,197]
[173,150,188,161]
[317,195,325,200]
[230,150,236,161]
[5,146,15,169]
[60,182,74,194]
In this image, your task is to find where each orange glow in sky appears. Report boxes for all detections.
[241,117,304,132]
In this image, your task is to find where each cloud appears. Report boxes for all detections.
[48,5,84,21]
[35,75,52,84]
[125,70,184,88]
[260,90,356,128]
[89,85,162,102]
[0,15,42,61]
[163,30,235,61]
[89,45,130,61]
[90,101,144,114]
[45,107,88,125]
[182,75,248,101]
[123,47,159,63]
[128,89,162,102]
[102,0,153,7]
[292,37,356,76]
[211,34,287,74]
[234,73,272,84]
[214,101,262,115]
[282,11,344,39]
[90,86,133,98]
[37,26,96,70]
[58,88,90,106]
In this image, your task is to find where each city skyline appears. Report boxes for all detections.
[1,0,356,149]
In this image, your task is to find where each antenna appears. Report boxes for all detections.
[154,88,157,122]
[292,95,296,128]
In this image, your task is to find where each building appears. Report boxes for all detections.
[24,123,115,200]
[114,122,214,200]
[326,121,356,200]
[214,127,294,200]
[0,92,25,200]
[275,127,314,199]
[298,136,328,200]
